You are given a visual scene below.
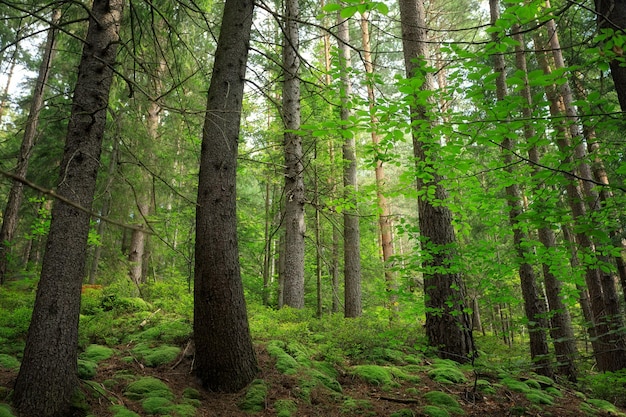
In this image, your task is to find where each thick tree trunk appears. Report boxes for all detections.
[281,0,306,308]
[489,10,551,377]
[13,2,123,416]
[194,0,257,392]
[0,10,60,284]
[336,14,362,318]
[398,0,475,362]
[595,0,626,110]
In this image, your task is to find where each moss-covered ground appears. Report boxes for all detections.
[0,282,624,416]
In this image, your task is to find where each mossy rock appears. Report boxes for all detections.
[80,344,114,362]
[77,359,98,380]
[422,405,450,417]
[0,404,16,417]
[351,365,394,387]
[136,319,192,344]
[275,399,298,417]
[132,343,181,367]
[342,398,374,415]
[423,391,464,415]
[110,405,141,417]
[545,387,563,398]
[524,379,542,390]
[529,373,555,387]
[428,366,467,385]
[525,391,553,405]
[311,360,338,379]
[165,403,197,416]
[239,379,268,412]
[267,341,299,375]
[391,366,421,384]
[142,396,174,414]
[182,388,201,400]
[125,377,174,401]
[0,354,19,370]
[181,398,201,408]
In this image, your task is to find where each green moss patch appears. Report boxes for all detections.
[0,354,19,370]
[77,359,98,380]
[124,377,174,401]
[267,341,299,375]
[423,391,464,415]
[183,387,201,400]
[80,344,114,362]
[142,396,174,414]
[239,379,268,412]
[501,377,531,393]
[525,391,553,405]
[0,403,16,417]
[391,409,415,417]
[341,398,374,415]
[422,405,450,417]
[428,365,467,385]
[131,343,180,367]
[351,365,395,387]
[585,399,623,415]
[109,405,140,417]
[135,319,192,344]
[275,399,298,417]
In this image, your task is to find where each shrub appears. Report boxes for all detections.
[582,369,626,407]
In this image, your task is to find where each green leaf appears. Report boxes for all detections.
[340,5,358,18]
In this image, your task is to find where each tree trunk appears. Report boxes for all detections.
[336,14,362,318]
[398,0,475,363]
[0,9,60,284]
[281,0,306,308]
[0,23,21,123]
[595,0,626,110]
[193,0,258,392]
[490,4,552,376]
[361,11,398,319]
[13,2,123,415]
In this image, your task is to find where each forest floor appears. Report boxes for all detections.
[1,284,626,417]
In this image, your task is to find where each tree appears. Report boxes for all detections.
[281,0,306,308]
[0,8,60,284]
[595,0,626,110]
[12,1,124,415]
[336,13,362,318]
[193,0,258,392]
[398,0,475,362]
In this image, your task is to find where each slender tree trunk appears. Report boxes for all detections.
[281,0,306,308]
[13,2,123,415]
[0,22,22,123]
[336,14,362,318]
[0,10,60,284]
[534,31,626,372]
[361,11,398,318]
[398,0,475,362]
[490,1,552,377]
[193,0,258,392]
[262,179,272,306]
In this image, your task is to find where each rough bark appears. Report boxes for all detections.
[595,0,626,110]
[398,0,475,362]
[193,0,258,392]
[336,14,362,318]
[13,2,123,415]
[281,0,306,308]
[0,10,60,284]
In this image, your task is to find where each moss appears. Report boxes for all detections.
[132,343,180,367]
[80,344,114,362]
[476,379,496,394]
[77,359,98,380]
[142,396,173,414]
[182,388,201,400]
[181,398,201,408]
[524,379,542,390]
[0,354,19,370]
[530,374,555,387]
[391,409,415,417]
[341,398,374,415]
[525,391,554,405]
[545,387,562,397]
[239,379,268,412]
[308,368,342,393]
[423,391,464,415]
[110,405,141,417]
[352,365,394,386]
[274,399,297,417]
[422,405,450,417]
[267,341,299,375]
[501,377,531,393]
[428,366,467,384]
[585,399,621,414]
[125,377,174,401]
[102,295,151,313]
[0,404,15,417]
[312,361,338,378]
[136,319,192,344]
[166,403,197,417]
[405,387,419,396]
[391,366,421,384]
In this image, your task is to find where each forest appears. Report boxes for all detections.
[0,0,625,415]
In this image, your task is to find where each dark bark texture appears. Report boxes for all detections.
[193,0,258,392]
[13,2,123,416]
[595,0,626,110]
